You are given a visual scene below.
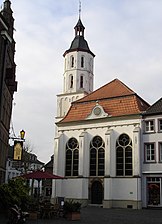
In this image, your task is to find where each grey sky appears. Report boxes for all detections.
[2,0,162,163]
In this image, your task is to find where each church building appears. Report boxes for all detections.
[52,14,162,209]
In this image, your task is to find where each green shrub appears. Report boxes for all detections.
[0,178,31,211]
[64,200,81,212]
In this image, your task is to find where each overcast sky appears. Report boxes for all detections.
[1,0,162,163]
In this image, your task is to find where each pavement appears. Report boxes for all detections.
[1,206,162,224]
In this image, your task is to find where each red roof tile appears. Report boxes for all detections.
[77,78,134,102]
[58,79,150,124]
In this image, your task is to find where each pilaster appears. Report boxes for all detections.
[105,128,113,176]
[79,131,88,177]
[133,126,141,176]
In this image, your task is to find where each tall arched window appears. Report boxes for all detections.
[116,134,132,176]
[65,137,79,176]
[81,56,84,67]
[90,136,105,176]
[69,75,73,88]
[70,56,74,67]
[80,75,84,88]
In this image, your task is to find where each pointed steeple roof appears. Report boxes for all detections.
[58,79,150,124]
[63,17,95,57]
[74,18,85,36]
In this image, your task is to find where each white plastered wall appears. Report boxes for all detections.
[53,117,142,204]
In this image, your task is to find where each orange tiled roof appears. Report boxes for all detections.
[58,79,150,124]
[77,78,135,102]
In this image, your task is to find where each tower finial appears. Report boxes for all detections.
[79,0,81,19]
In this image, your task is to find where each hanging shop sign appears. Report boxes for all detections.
[13,141,23,160]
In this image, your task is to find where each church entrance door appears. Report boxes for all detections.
[91,181,103,204]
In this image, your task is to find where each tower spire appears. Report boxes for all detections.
[79,0,81,19]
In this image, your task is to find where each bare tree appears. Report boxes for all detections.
[21,141,34,173]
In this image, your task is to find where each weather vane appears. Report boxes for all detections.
[79,0,81,18]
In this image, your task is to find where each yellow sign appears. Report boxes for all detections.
[14,141,23,160]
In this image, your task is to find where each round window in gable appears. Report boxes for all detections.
[93,106,101,116]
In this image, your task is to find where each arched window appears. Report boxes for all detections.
[81,56,84,67]
[69,75,73,88]
[70,56,74,67]
[116,134,132,176]
[80,75,83,88]
[90,136,105,176]
[65,137,79,176]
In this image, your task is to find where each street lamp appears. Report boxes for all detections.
[9,129,26,141]
[20,129,25,140]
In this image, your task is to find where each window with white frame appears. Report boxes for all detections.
[159,142,162,162]
[65,137,79,176]
[144,143,155,162]
[158,119,162,132]
[116,134,132,176]
[145,120,154,132]
[90,136,105,176]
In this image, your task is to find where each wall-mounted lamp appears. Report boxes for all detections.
[20,129,25,140]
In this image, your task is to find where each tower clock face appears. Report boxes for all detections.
[94,107,101,116]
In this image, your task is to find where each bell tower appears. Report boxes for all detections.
[56,8,95,121]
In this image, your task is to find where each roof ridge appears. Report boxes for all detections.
[76,78,135,103]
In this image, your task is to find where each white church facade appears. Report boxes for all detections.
[52,16,162,209]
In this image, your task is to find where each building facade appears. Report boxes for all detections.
[0,0,17,184]
[52,15,162,209]
[142,98,162,207]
